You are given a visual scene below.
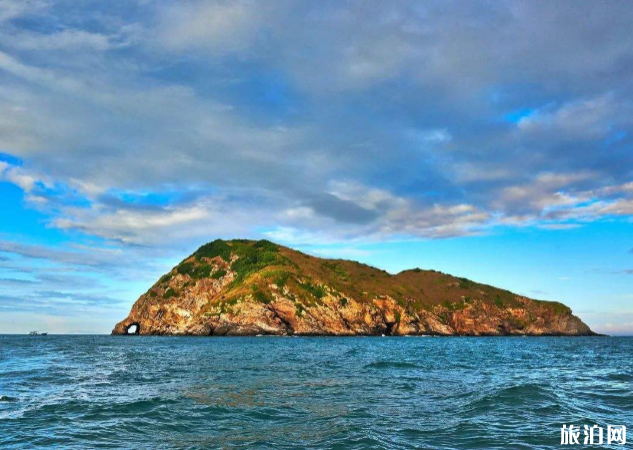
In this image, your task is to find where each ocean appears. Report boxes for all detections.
[0,336,631,449]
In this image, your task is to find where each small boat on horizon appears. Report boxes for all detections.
[28,331,48,336]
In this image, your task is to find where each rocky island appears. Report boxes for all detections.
[113,239,594,336]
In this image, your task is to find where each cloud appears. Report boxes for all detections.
[0,240,124,269]
[537,223,581,230]
[0,291,126,315]
[13,30,112,51]
[0,0,630,247]
[415,129,452,144]
[0,160,40,191]
[586,268,633,276]
[496,172,596,215]
[0,277,36,285]
[307,193,379,225]
[576,310,633,335]
[54,203,213,244]
[0,234,182,331]
[50,194,272,246]
[155,0,269,54]
[0,0,46,23]
[516,95,625,140]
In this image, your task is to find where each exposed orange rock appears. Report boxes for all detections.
[112,239,594,336]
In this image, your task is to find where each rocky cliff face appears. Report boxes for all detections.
[113,239,594,336]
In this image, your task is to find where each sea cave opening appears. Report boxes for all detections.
[126,323,140,335]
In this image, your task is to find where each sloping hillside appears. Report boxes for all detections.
[113,239,593,336]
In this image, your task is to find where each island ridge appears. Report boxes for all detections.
[113,239,594,336]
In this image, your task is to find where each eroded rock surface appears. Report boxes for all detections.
[113,240,594,336]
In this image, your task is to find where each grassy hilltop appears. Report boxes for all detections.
[113,239,592,336]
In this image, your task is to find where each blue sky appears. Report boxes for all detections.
[0,0,631,334]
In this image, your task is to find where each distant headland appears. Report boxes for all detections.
[113,239,594,336]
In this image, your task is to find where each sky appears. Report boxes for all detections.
[0,0,631,335]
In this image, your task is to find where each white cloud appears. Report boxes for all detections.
[415,128,452,144]
[496,172,596,213]
[14,30,112,51]
[517,95,623,139]
[0,0,46,23]
[577,310,633,335]
[537,223,581,230]
[0,240,124,269]
[155,0,267,54]
[0,161,38,191]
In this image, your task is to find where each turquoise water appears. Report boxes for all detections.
[0,336,631,449]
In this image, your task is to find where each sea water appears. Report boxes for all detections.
[0,336,631,449]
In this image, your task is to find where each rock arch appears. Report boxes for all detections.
[126,322,140,335]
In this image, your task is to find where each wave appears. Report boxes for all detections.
[605,372,633,382]
[464,383,558,414]
[364,361,420,369]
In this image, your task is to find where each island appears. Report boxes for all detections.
[113,239,594,336]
